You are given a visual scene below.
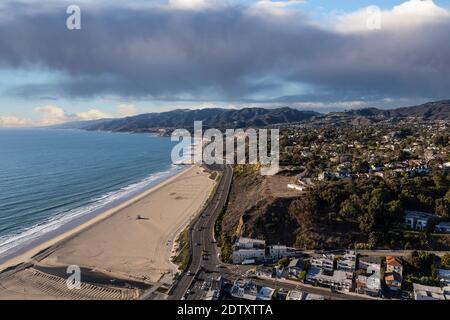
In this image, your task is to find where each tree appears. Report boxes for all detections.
[278,257,290,268]
[442,253,450,269]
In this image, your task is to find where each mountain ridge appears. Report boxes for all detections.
[54,100,450,132]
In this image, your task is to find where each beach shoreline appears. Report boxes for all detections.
[0,164,213,278]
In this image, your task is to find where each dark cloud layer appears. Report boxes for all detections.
[0,1,450,103]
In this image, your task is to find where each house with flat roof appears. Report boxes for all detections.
[437,269,450,286]
[356,262,382,296]
[413,283,450,300]
[404,211,436,230]
[268,245,297,260]
[435,222,450,233]
[232,237,266,264]
[288,258,305,276]
[230,279,258,300]
[306,267,353,292]
[311,254,335,272]
[336,251,356,273]
[256,287,275,300]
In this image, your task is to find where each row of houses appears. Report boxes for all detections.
[231,237,299,264]
[305,252,405,297]
[229,279,275,301]
[229,279,325,301]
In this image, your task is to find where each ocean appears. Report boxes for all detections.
[0,128,183,262]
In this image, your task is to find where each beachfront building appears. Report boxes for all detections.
[306,267,353,292]
[404,211,436,230]
[336,251,356,273]
[232,237,266,264]
[311,254,335,272]
[230,279,275,301]
[288,258,305,276]
[230,279,258,300]
[356,262,382,297]
[286,290,325,300]
[413,283,450,300]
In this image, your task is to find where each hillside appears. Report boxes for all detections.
[342,100,450,120]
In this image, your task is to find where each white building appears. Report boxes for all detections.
[236,237,265,249]
[232,237,266,264]
[356,263,381,296]
[413,283,450,300]
[311,254,335,272]
[232,249,265,264]
[336,251,356,273]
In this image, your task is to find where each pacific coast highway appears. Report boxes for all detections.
[169,164,233,300]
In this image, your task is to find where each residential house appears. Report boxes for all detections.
[437,269,450,286]
[358,256,382,271]
[386,256,403,276]
[230,279,258,300]
[306,267,353,292]
[286,290,325,300]
[404,211,436,230]
[311,254,335,272]
[268,245,297,260]
[356,260,382,297]
[256,287,275,300]
[336,251,356,273]
[385,272,402,292]
[288,258,305,276]
[413,283,450,300]
[435,222,450,234]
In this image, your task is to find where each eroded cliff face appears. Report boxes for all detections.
[220,166,300,247]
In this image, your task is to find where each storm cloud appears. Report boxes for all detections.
[1,0,450,103]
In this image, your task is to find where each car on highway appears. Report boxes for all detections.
[186,271,194,276]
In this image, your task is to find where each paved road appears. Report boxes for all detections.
[169,164,233,300]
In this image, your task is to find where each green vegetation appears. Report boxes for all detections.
[289,171,450,249]
[171,227,191,272]
[278,257,290,267]
[403,251,442,290]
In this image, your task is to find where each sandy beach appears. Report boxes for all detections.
[0,165,216,299]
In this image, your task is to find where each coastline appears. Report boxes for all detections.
[0,164,197,273]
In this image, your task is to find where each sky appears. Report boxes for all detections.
[0,0,450,126]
